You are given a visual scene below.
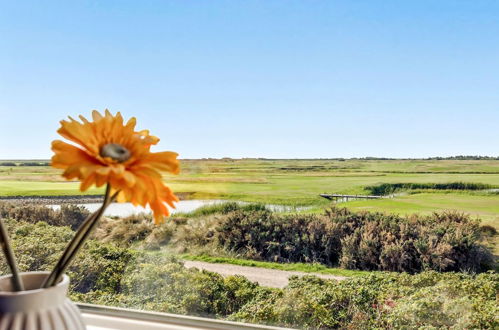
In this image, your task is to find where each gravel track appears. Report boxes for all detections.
[183,260,346,288]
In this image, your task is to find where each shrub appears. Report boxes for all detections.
[117,256,270,317]
[95,215,155,247]
[17,161,49,166]
[215,208,493,273]
[0,202,89,229]
[365,182,493,195]
[6,202,491,273]
[1,217,496,329]
[94,213,210,252]
[179,202,268,218]
[59,204,90,230]
[143,223,176,250]
[93,202,268,250]
[231,271,499,329]
[216,210,344,264]
[69,242,136,293]
[481,225,498,237]
[377,271,499,329]
[0,219,135,294]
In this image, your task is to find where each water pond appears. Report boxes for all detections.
[50,200,309,217]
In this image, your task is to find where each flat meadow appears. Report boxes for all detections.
[1,158,499,249]
[1,158,498,328]
[2,158,499,215]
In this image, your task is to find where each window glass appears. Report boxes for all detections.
[1,2,497,329]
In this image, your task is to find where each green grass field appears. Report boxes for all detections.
[2,159,499,233]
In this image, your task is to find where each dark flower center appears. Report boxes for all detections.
[100,143,131,163]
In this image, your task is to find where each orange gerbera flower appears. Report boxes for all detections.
[51,110,179,224]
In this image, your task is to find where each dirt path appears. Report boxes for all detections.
[183,260,347,288]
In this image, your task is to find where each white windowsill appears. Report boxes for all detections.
[78,303,293,330]
[83,313,197,330]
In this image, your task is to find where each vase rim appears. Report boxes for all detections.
[0,271,69,296]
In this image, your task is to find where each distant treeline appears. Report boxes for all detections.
[2,156,499,163]
[365,182,494,195]
[426,155,499,160]
[0,161,49,166]
[270,156,499,161]
[352,156,499,160]
[190,156,499,161]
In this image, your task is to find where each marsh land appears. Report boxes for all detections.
[2,158,499,228]
[1,158,498,328]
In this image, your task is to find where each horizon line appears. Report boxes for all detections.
[2,155,499,162]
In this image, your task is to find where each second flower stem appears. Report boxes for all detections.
[0,217,24,291]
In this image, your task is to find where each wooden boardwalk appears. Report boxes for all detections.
[320,194,382,202]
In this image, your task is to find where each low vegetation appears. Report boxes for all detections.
[78,264,499,329]
[365,182,494,196]
[3,201,494,273]
[215,207,494,273]
[232,272,498,329]
[176,202,268,218]
[0,161,49,166]
[0,218,496,329]
[0,219,134,293]
[87,203,496,274]
[1,159,498,328]
[0,202,89,230]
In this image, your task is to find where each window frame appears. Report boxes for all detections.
[78,303,292,330]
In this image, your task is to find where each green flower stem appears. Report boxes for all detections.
[49,192,119,287]
[42,185,118,288]
[0,217,24,291]
[55,188,113,269]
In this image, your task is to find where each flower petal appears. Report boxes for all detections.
[52,110,179,221]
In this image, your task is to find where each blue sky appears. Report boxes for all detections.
[1,1,498,159]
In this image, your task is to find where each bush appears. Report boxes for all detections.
[69,242,136,293]
[0,219,135,294]
[93,202,268,250]
[231,271,499,329]
[179,202,268,218]
[59,204,90,230]
[17,161,49,166]
[7,202,491,274]
[365,182,493,195]
[1,218,496,329]
[216,210,344,264]
[0,203,89,229]
[74,254,270,318]
[95,215,156,247]
[94,213,208,252]
[215,208,493,273]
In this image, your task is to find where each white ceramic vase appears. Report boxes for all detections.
[0,271,85,329]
